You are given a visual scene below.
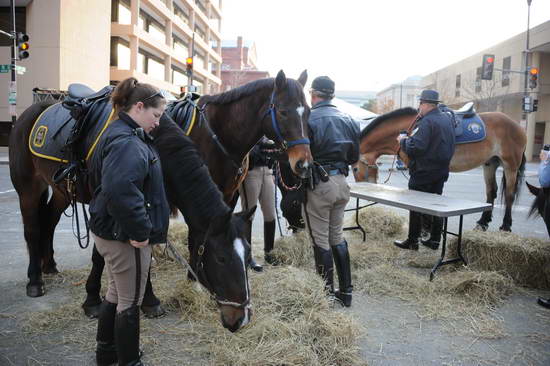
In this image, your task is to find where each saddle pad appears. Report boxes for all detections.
[166,93,199,135]
[455,114,486,145]
[29,102,115,162]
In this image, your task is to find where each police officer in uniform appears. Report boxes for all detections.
[303,76,360,307]
[239,136,278,271]
[394,89,455,251]
[89,77,169,366]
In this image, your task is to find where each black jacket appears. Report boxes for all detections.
[89,112,169,244]
[248,137,274,170]
[308,100,360,169]
[400,107,456,185]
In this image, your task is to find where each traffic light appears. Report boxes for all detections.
[529,67,539,89]
[16,32,29,60]
[533,99,539,112]
[481,54,495,80]
[522,96,532,113]
[185,57,193,76]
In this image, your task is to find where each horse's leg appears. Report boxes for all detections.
[40,190,69,274]
[21,189,49,297]
[82,244,104,318]
[499,166,519,232]
[476,158,499,231]
[140,267,166,318]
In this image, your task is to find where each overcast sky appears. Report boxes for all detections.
[222,0,550,91]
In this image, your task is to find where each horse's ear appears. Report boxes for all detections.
[297,70,308,88]
[275,70,287,91]
[526,181,541,196]
[236,206,256,222]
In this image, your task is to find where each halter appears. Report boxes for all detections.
[191,233,251,310]
[264,91,310,149]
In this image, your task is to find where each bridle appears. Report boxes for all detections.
[186,231,251,310]
[263,91,310,149]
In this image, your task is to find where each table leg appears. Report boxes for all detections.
[430,215,467,281]
[356,197,366,242]
[457,215,467,265]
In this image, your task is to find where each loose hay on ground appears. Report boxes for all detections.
[447,231,550,289]
[345,206,405,240]
[269,230,313,267]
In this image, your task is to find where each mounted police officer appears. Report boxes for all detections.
[303,76,360,307]
[394,89,455,251]
[89,77,169,366]
[239,136,278,272]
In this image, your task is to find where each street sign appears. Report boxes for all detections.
[0,64,10,73]
[16,65,26,75]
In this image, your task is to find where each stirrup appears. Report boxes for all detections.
[52,162,78,184]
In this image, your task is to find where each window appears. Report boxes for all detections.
[174,4,190,25]
[502,56,511,87]
[194,24,206,41]
[475,67,482,93]
[173,37,189,58]
[111,0,131,24]
[455,74,461,98]
[172,67,187,86]
[110,37,130,70]
[138,49,165,80]
[139,10,165,43]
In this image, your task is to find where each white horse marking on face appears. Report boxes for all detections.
[233,238,250,299]
[296,106,305,117]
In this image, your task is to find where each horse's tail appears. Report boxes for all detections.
[500,152,526,204]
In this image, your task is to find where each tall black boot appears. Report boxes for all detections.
[115,306,143,366]
[394,211,421,250]
[331,240,353,307]
[245,220,263,272]
[313,246,334,293]
[421,216,443,250]
[96,300,117,366]
[263,220,277,265]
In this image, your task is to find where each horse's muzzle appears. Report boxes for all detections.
[220,304,252,332]
[294,159,311,179]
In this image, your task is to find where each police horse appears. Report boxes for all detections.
[354,105,527,232]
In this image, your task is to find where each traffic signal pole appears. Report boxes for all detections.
[10,0,17,124]
[523,0,532,121]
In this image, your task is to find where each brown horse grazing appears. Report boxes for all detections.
[82,70,312,318]
[9,101,255,332]
[354,107,526,232]
[526,182,550,237]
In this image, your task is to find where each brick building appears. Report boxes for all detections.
[221,36,269,90]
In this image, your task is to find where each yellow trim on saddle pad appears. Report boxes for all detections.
[184,107,197,136]
[85,108,116,160]
[29,104,68,163]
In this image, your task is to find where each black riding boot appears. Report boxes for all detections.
[538,297,550,309]
[331,240,353,307]
[421,216,443,250]
[115,306,144,366]
[394,211,421,250]
[313,246,334,293]
[96,300,117,366]
[245,220,263,272]
[263,220,277,265]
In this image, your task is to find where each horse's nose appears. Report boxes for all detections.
[295,159,310,178]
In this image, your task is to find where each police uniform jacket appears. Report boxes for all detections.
[308,100,360,171]
[400,107,455,185]
[89,112,169,244]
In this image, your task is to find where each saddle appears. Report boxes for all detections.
[30,83,115,182]
[440,102,486,145]
[165,92,201,135]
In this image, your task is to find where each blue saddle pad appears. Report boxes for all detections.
[455,114,486,145]
[29,102,115,162]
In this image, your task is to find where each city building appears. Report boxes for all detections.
[376,75,423,113]
[0,0,223,145]
[421,20,550,160]
[220,36,269,90]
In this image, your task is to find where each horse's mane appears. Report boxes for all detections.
[200,77,303,105]
[360,107,417,138]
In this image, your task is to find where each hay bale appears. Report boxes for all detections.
[269,230,313,268]
[447,231,550,289]
[346,206,405,240]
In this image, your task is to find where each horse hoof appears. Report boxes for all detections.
[82,303,101,318]
[474,224,488,232]
[499,226,512,232]
[141,304,166,318]
[26,283,45,297]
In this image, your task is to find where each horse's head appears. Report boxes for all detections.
[264,70,313,179]
[354,108,418,183]
[196,209,254,332]
[527,181,550,237]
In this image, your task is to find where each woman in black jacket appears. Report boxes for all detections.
[89,77,168,366]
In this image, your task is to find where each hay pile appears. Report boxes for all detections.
[447,231,550,289]
[345,206,405,240]
[268,230,313,267]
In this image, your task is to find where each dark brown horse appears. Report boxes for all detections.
[10,101,255,332]
[354,107,526,231]
[36,70,311,322]
[527,182,550,237]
